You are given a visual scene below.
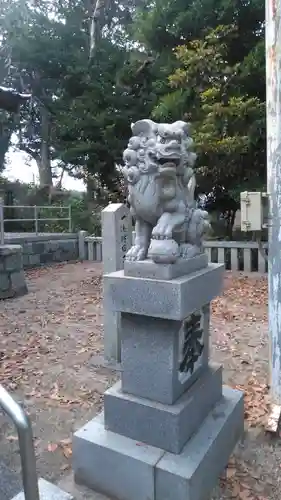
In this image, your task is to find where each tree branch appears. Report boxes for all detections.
[19,144,40,162]
[89,0,111,59]
[89,0,103,59]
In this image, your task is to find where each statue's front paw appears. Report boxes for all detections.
[152,224,172,240]
[126,245,147,261]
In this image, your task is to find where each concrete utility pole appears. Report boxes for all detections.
[266,0,281,406]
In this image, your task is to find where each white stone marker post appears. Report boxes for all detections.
[101,203,132,363]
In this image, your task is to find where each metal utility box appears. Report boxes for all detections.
[240,191,269,231]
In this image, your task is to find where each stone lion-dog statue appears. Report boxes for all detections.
[121,119,210,264]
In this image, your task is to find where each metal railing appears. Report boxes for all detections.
[0,385,40,500]
[0,203,72,244]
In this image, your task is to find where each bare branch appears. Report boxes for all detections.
[89,0,102,59]
[89,0,111,59]
[19,144,40,161]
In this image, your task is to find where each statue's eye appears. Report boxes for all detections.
[160,137,165,143]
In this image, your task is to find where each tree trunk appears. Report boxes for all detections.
[38,104,52,188]
[0,130,12,172]
[225,209,236,239]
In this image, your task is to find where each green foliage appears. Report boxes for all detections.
[134,0,264,54]
[148,21,266,192]
[0,112,15,172]
[132,0,265,194]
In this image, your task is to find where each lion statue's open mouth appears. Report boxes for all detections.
[158,158,180,176]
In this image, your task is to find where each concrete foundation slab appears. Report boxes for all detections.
[11,478,74,500]
[73,387,243,500]
[104,364,222,453]
[104,263,224,320]
[124,253,208,280]
[73,413,165,500]
[155,386,244,500]
[58,473,109,500]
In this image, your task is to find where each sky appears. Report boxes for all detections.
[4,149,86,191]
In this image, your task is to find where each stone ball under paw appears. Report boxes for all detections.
[148,238,179,264]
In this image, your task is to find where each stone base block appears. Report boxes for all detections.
[155,386,244,500]
[73,387,244,500]
[0,270,28,299]
[104,364,222,453]
[104,263,224,320]
[73,413,164,500]
[124,253,208,280]
[11,478,74,500]
[0,245,28,299]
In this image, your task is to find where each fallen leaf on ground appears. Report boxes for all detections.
[59,438,72,458]
[226,466,237,479]
[62,445,72,458]
[230,483,241,497]
[6,435,18,442]
[59,438,72,446]
[234,376,269,427]
[60,464,71,471]
[47,442,58,452]
[239,493,251,500]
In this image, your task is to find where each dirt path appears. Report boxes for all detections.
[0,262,117,483]
[0,262,278,500]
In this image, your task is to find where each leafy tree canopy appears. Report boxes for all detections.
[0,0,266,202]
[132,0,265,194]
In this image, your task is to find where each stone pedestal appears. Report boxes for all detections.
[73,258,244,500]
[0,245,28,299]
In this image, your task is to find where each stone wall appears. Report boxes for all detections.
[0,245,28,299]
[4,233,79,269]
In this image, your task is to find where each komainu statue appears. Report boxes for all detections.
[121,119,210,264]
